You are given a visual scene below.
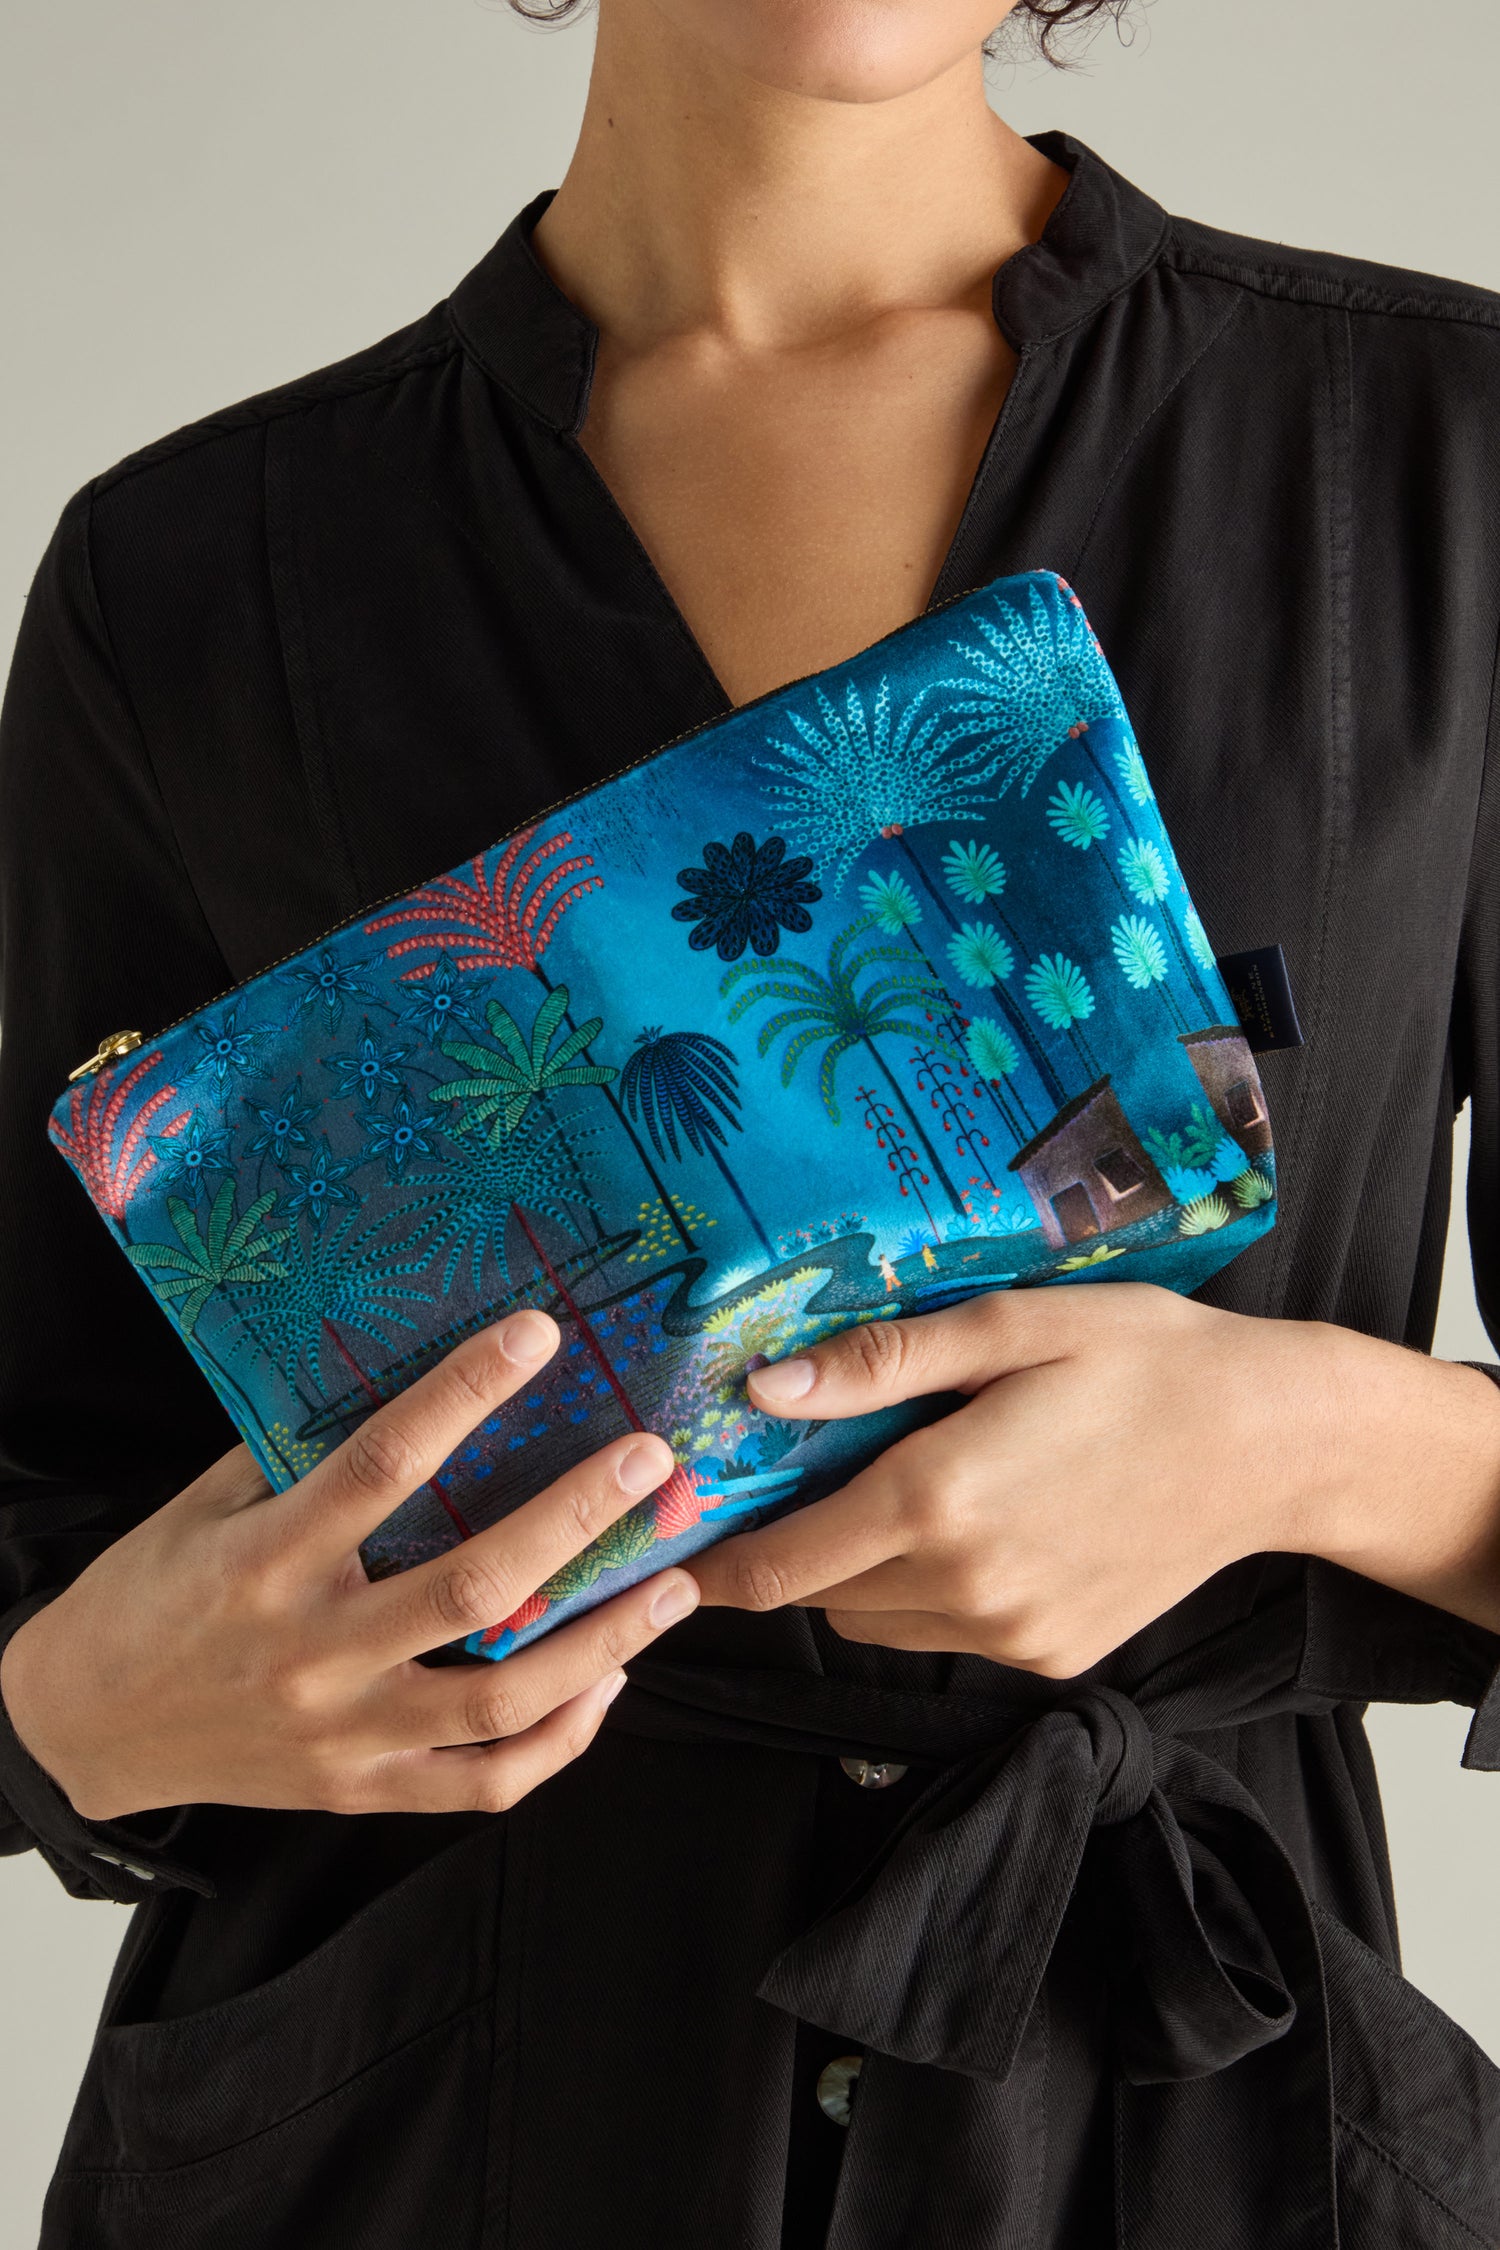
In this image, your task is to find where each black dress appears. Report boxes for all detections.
[4,133,1500,2250]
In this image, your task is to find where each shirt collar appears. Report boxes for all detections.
[447,132,1168,437]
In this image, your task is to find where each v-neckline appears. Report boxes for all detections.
[446,132,1172,711]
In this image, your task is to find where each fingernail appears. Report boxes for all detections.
[618,1439,669,1495]
[499,1311,556,1364]
[599,1669,628,1708]
[750,1355,816,1405]
[649,1573,699,1629]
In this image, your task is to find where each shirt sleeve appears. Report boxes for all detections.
[0,486,240,1898]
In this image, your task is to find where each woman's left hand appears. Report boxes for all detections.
[689,1284,1500,1675]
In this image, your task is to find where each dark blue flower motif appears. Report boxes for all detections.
[397,957,490,1047]
[285,1137,358,1227]
[280,949,381,1029]
[325,1019,413,1104]
[149,1114,233,1199]
[190,1007,277,1087]
[363,1094,440,1179]
[245,1081,317,1167]
[671,832,820,962]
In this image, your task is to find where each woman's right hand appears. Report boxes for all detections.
[0,1311,697,1822]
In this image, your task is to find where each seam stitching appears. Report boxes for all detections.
[1265,307,1355,1314]
[1070,288,1244,580]
[1164,243,1500,330]
[1334,2111,1494,2245]
[92,338,458,499]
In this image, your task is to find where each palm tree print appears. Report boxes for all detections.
[364,825,602,982]
[1119,838,1216,1014]
[49,1046,188,1230]
[946,921,1014,989]
[942,840,1006,905]
[618,1029,775,1261]
[1046,781,1110,850]
[755,674,1007,889]
[941,578,1123,804]
[962,1016,1036,1140]
[434,985,616,1143]
[126,1181,286,1338]
[244,1201,436,1397]
[388,1108,598,1295]
[720,914,968,1218]
[1025,953,1104,1082]
[1110,915,1189,1031]
[858,869,922,936]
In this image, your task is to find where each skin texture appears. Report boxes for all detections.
[6,0,1500,1819]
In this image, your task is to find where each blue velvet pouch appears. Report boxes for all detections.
[51,572,1276,1659]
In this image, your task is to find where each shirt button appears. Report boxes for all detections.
[815,2054,863,2127]
[838,1756,909,1790]
[88,1850,156,1881]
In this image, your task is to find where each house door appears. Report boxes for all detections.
[1050,1183,1099,1244]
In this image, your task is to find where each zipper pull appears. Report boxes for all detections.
[68,1029,145,1083]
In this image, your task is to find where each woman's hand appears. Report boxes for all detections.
[690,1284,1500,1677]
[0,1312,698,1821]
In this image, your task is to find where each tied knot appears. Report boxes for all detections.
[1072,1685,1156,1826]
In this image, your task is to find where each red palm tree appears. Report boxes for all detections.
[363,826,602,980]
[49,1047,189,1229]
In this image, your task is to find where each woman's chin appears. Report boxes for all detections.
[641,0,1009,107]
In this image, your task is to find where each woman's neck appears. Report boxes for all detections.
[533,0,1066,354]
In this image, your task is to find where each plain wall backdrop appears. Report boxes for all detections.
[1,1,1497,2241]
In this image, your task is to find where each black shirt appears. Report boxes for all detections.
[4,132,1500,2250]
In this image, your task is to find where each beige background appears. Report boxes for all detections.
[1,1,1498,2240]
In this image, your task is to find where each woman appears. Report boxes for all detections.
[2,0,1499,2242]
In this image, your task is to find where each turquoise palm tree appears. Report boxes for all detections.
[1119,837,1216,1015]
[1110,914,1189,1031]
[1024,953,1104,1083]
[721,915,969,1219]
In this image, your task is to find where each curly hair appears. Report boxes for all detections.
[505,1,1133,66]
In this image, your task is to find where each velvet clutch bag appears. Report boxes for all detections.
[50,571,1277,1660]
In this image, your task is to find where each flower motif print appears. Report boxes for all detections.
[285,1137,357,1227]
[397,957,491,1047]
[363,1094,440,1179]
[280,949,381,1029]
[326,1020,414,1104]
[190,1007,277,1088]
[245,1081,317,1168]
[149,1114,233,1200]
[671,832,821,962]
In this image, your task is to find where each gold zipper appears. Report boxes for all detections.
[64,572,1022,1085]
[68,1029,145,1082]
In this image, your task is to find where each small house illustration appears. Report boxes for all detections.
[1007,1078,1175,1250]
[1179,1026,1272,1159]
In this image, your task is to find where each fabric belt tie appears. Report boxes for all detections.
[616,1604,1351,2247]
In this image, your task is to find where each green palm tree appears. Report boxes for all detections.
[1119,837,1216,1015]
[721,915,969,1219]
[127,1180,286,1338]
[1110,913,1189,1031]
[434,984,616,1141]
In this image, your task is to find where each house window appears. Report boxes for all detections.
[1094,1145,1145,1199]
[1225,1076,1265,1130]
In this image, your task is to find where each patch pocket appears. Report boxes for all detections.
[43,1820,501,2246]
[1320,1907,1500,2246]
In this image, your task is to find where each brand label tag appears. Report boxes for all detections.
[1215,944,1304,1053]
